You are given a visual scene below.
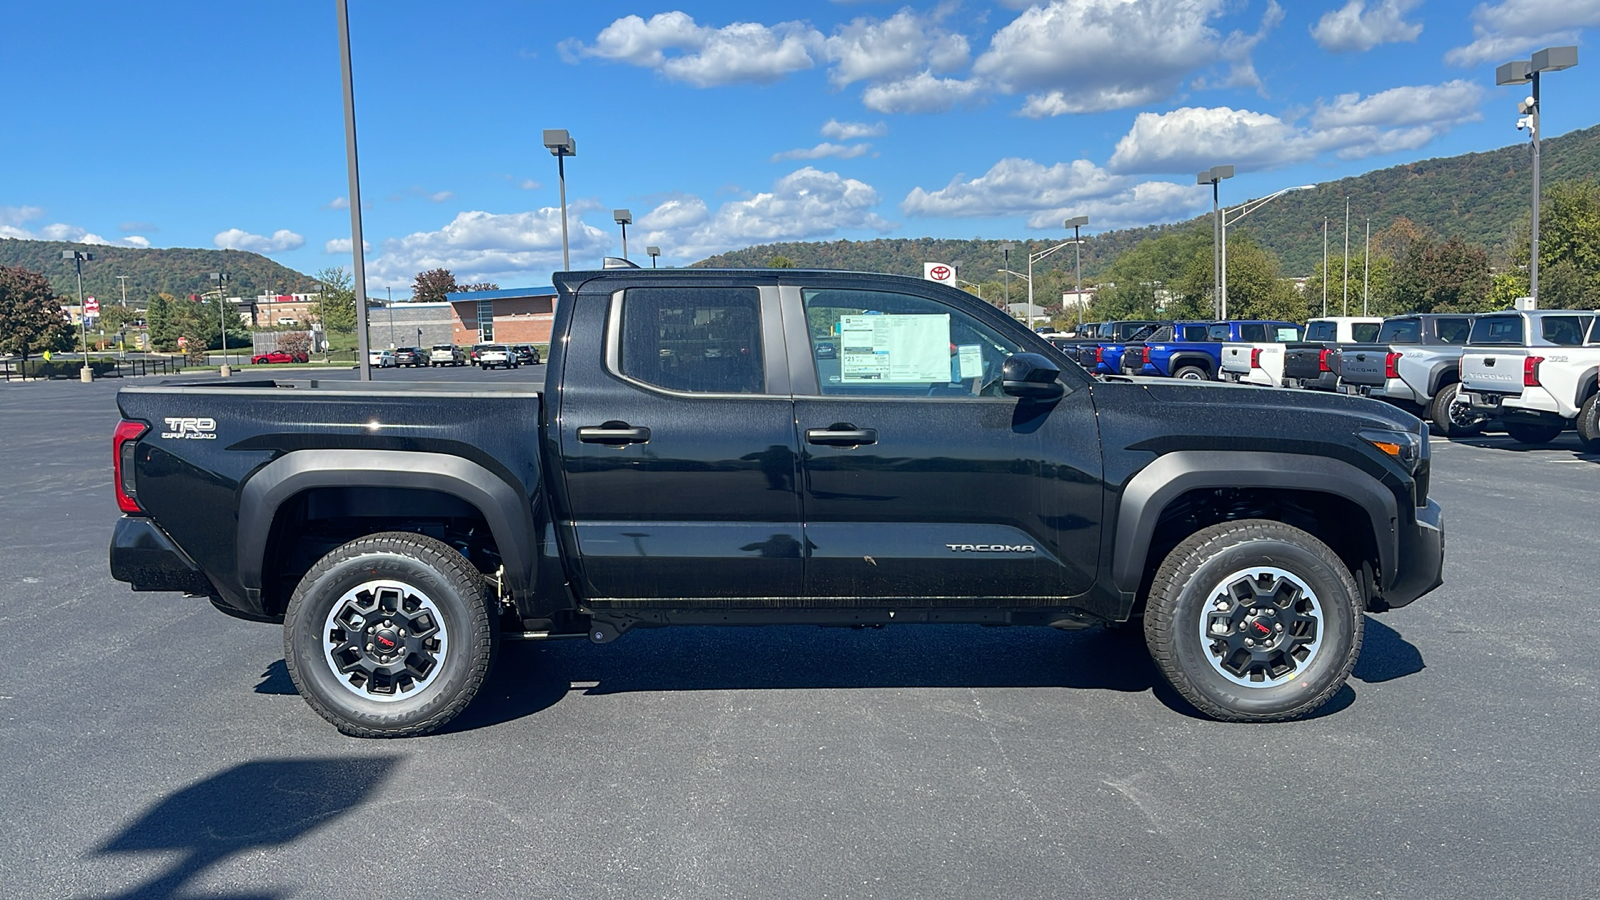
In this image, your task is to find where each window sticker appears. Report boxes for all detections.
[839,314,951,382]
[957,344,984,379]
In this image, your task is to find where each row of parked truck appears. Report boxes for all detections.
[1049,309,1600,449]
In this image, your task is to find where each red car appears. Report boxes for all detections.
[251,350,308,364]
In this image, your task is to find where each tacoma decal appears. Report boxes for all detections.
[946,543,1037,552]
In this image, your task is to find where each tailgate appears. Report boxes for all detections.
[1282,345,1328,380]
[1461,349,1526,396]
[1220,344,1252,373]
[1336,346,1388,387]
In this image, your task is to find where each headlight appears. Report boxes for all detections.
[1359,428,1424,473]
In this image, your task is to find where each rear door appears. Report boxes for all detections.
[556,280,804,601]
[783,281,1103,601]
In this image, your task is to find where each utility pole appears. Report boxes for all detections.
[1322,218,1329,318]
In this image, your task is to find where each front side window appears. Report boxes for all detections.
[619,287,764,394]
[1435,318,1471,344]
[802,288,1023,398]
[1238,323,1267,342]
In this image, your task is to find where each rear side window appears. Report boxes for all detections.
[1469,316,1524,345]
[619,287,765,394]
[1206,324,1230,342]
[1351,323,1381,342]
[1591,317,1600,344]
[1304,321,1336,341]
[1180,324,1210,341]
[1541,316,1588,346]
[1238,323,1267,342]
[1147,325,1174,341]
[1436,318,1471,344]
[1377,319,1421,343]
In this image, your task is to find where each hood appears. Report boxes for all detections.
[1111,376,1424,435]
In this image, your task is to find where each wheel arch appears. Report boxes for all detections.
[1167,352,1215,375]
[1577,367,1599,405]
[1425,360,1460,398]
[238,449,537,615]
[1114,451,1397,606]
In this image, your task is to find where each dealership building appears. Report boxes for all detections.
[445,286,558,345]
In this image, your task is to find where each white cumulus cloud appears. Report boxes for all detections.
[822,8,968,87]
[862,71,983,114]
[323,197,350,210]
[771,142,873,162]
[1446,0,1600,67]
[365,208,611,287]
[324,237,373,254]
[820,119,886,140]
[567,12,821,86]
[214,228,306,253]
[1311,0,1423,53]
[901,157,1205,230]
[641,167,891,260]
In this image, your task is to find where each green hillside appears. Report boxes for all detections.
[698,123,1600,279]
[0,240,316,303]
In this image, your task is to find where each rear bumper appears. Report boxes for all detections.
[109,516,216,595]
[1378,499,1443,610]
[1465,386,1564,419]
[1287,372,1339,392]
[1373,376,1421,404]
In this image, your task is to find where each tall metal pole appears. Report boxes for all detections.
[75,256,89,368]
[387,285,394,347]
[620,221,628,260]
[1220,217,1229,319]
[557,154,570,270]
[1026,248,1034,323]
[1073,225,1083,326]
[1001,245,1011,311]
[1322,218,1329,318]
[337,0,372,381]
[1363,219,1371,315]
[116,275,129,306]
[1212,182,1221,319]
[219,276,227,373]
[1530,71,1542,304]
[1342,198,1350,316]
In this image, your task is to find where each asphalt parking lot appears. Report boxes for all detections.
[2,369,1596,899]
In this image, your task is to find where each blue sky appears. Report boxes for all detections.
[3,0,1598,295]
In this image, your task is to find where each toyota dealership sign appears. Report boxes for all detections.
[923,262,956,286]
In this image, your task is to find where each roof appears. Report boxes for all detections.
[445,286,556,302]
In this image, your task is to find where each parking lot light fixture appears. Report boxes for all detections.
[63,250,94,382]
[999,242,1014,309]
[614,209,632,261]
[210,272,231,377]
[1497,46,1578,307]
[1218,184,1313,318]
[543,129,577,269]
[1198,165,1234,318]
[646,245,661,268]
[1064,216,1089,326]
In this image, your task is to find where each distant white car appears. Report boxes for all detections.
[477,345,517,370]
[368,349,396,368]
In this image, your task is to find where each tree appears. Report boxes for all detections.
[412,268,458,304]
[147,293,179,351]
[313,266,357,333]
[459,282,499,292]
[1219,235,1306,323]
[279,331,312,359]
[0,265,74,360]
[767,255,796,268]
[1497,178,1600,310]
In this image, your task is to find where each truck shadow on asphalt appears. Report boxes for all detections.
[435,616,1425,732]
[79,756,398,900]
[1449,433,1597,461]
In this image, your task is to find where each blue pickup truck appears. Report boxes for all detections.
[1121,321,1301,380]
[1071,320,1165,374]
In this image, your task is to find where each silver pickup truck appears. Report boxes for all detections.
[1460,309,1597,445]
[1334,314,1479,436]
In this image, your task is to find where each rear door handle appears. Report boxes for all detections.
[806,426,877,447]
[577,424,651,445]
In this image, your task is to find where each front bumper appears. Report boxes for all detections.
[109,516,215,596]
[1377,499,1443,610]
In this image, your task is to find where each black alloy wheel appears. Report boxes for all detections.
[283,532,498,737]
[1430,382,1485,438]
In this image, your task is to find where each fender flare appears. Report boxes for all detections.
[1425,359,1459,398]
[1113,450,1398,596]
[237,449,536,606]
[1166,352,1215,375]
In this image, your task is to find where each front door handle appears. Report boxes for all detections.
[806,425,877,447]
[577,423,651,445]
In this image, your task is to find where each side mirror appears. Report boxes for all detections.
[1002,352,1065,400]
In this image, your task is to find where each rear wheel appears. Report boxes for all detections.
[1577,394,1600,452]
[283,532,498,737]
[1429,382,1485,437]
[1144,520,1363,722]
[1506,422,1563,445]
[1173,365,1209,381]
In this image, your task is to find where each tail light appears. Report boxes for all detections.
[1524,356,1543,387]
[1095,347,1104,365]
[1249,348,1262,369]
[1385,352,1402,379]
[1318,348,1333,373]
[113,420,148,513]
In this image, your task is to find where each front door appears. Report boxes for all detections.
[784,282,1103,602]
[556,282,803,602]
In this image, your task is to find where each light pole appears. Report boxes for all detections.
[1498,46,1578,308]
[614,209,632,261]
[1025,235,1085,328]
[999,242,1014,310]
[387,285,394,348]
[1064,216,1088,326]
[998,268,1030,320]
[1343,197,1351,316]
[646,245,661,268]
[1322,218,1329,317]
[63,250,94,382]
[543,129,577,270]
[1364,219,1371,315]
[1198,165,1234,318]
[210,271,231,376]
[337,0,373,382]
[1218,184,1314,318]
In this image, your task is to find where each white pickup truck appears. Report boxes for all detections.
[1219,322,1306,386]
[1460,309,1599,447]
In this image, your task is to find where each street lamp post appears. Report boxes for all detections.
[614,209,632,261]
[646,245,661,268]
[1218,184,1315,318]
[209,271,231,376]
[543,129,577,270]
[1198,165,1234,318]
[998,268,1030,320]
[1498,46,1578,308]
[1025,234,1085,328]
[336,0,373,382]
[1064,216,1088,326]
[999,242,1014,310]
[63,250,94,382]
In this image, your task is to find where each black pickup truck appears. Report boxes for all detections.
[110,268,1443,736]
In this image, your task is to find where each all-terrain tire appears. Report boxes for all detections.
[283,532,498,737]
[1429,382,1485,438]
[1143,519,1364,722]
[1506,422,1563,445]
[1173,365,1210,381]
[1576,394,1600,453]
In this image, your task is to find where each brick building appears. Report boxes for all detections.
[445,287,558,345]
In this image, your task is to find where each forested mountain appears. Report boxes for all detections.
[0,240,315,303]
[698,123,1600,279]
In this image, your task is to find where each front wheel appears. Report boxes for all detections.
[1144,520,1363,722]
[282,532,499,737]
[1506,422,1563,445]
[1429,382,1485,438]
